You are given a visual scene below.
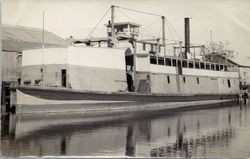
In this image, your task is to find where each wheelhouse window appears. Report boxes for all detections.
[123,26,128,32]
[158,57,164,65]
[132,27,139,33]
[150,44,156,54]
[151,44,154,52]
[183,77,186,83]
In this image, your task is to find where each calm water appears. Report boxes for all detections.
[1,102,250,157]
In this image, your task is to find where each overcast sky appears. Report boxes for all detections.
[3,0,250,60]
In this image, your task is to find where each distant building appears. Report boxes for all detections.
[2,24,66,109]
[206,53,250,90]
[230,57,250,90]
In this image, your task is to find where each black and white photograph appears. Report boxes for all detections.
[1,0,250,158]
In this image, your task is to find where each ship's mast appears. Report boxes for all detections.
[111,5,115,46]
[162,16,166,56]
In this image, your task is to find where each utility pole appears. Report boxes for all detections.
[41,11,45,86]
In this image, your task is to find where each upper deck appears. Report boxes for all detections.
[134,54,239,78]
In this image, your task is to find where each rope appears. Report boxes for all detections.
[86,7,111,39]
[141,17,161,32]
[117,8,157,38]
[166,21,178,43]
[117,6,177,43]
[116,6,162,17]
[117,8,132,20]
[166,19,182,41]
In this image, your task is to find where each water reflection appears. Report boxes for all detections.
[150,127,235,158]
[1,102,250,157]
[125,124,135,157]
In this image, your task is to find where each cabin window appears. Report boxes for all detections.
[195,62,200,69]
[165,58,172,66]
[143,43,146,51]
[197,77,200,84]
[158,57,164,65]
[231,66,235,71]
[188,61,194,68]
[167,76,170,83]
[228,79,231,88]
[205,63,210,70]
[183,77,186,83]
[211,64,215,70]
[224,65,228,71]
[220,65,223,71]
[172,59,177,67]
[150,56,157,64]
[182,61,188,68]
[200,62,205,69]
[216,64,219,71]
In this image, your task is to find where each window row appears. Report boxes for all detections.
[166,76,200,84]
[166,75,235,88]
[142,43,162,53]
[150,56,238,72]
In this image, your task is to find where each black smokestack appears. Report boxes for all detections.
[184,17,190,59]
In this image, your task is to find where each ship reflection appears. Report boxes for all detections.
[1,113,16,139]
[1,102,250,157]
[150,127,235,158]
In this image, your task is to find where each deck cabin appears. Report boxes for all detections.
[106,22,140,39]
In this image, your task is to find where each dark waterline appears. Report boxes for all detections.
[1,102,250,157]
